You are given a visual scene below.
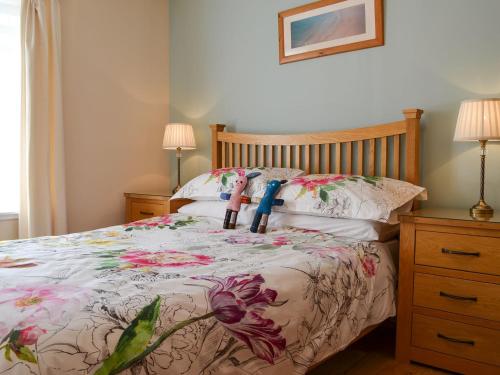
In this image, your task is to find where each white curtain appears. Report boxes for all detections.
[20,0,67,238]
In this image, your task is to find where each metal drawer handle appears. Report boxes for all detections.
[139,211,154,216]
[439,291,478,302]
[437,333,475,346]
[441,248,480,257]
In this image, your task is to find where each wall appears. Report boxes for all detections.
[61,0,170,232]
[170,0,500,210]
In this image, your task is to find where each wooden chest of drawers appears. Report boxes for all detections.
[396,209,500,375]
[124,193,171,223]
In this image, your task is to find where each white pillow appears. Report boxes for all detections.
[171,167,304,201]
[177,200,256,223]
[177,201,399,242]
[261,174,426,224]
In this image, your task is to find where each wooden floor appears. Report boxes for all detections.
[309,320,455,375]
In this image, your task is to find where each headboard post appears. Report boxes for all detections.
[209,124,226,169]
[403,108,423,186]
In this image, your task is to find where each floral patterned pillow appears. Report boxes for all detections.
[172,167,304,201]
[267,174,426,223]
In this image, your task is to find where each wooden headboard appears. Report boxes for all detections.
[169,108,423,213]
[210,108,423,185]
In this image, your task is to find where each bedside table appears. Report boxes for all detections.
[124,193,172,223]
[396,208,500,375]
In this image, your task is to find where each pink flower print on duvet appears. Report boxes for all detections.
[124,215,173,228]
[272,236,291,246]
[297,228,321,234]
[361,256,377,277]
[146,216,173,227]
[0,325,48,364]
[14,325,47,346]
[119,249,213,268]
[123,215,198,231]
[0,285,88,334]
[0,256,38,269]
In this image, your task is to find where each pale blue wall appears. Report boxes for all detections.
[170,0,500,209]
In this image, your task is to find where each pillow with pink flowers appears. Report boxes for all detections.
[262,174,426,224]
[171,167,304,202]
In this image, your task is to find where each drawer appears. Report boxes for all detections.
[415,230,500,276]
[130,201,167,222]
[412,314,500,366]
[414,273,500,321]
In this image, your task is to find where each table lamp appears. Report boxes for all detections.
[163,123,196,194]
[454,99,500,219]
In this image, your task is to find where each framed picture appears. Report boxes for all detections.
[278,0,384,64]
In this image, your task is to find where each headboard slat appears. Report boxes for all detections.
[394,135,400,179]
[369,139,376,175]
[314,145,320,174]
[222,142,226,167]
[381,137,388,177]
[325,144,331,173]
[209,109,423,185]
[335,143,341,174]
[357,140,364,175]
[305,145,311,174]
[295,145,301,170]
[237,144,242,167]
[228,143,234,167]
[346,143,352,174]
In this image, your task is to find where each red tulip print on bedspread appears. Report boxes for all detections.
[0,214,395,374]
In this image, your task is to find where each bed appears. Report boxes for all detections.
[0,108,423,375]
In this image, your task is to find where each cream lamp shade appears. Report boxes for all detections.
[163,123,196,150]
[454,99,500,141]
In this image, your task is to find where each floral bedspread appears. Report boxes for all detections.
[0,214,396,375]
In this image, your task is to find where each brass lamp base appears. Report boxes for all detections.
[172,147,182,195]
[470,200,493,220]
[469,140,494,221]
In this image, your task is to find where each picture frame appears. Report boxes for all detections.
[278,0,384,64]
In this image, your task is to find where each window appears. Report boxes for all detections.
[0,0,20,214]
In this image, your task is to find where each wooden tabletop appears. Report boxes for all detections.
[400,208,500,224]
[124,192,172,200]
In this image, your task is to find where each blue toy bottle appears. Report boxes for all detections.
[250,180,287,233]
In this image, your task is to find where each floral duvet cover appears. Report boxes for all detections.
[0,214,396,375]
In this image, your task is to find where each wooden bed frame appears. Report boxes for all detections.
[170,108,423,214]
[169,108,423,370]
